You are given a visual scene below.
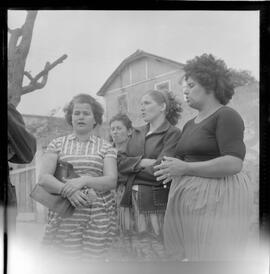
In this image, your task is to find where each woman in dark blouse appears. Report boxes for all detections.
[116,90,182,260]
[154,54,253,261]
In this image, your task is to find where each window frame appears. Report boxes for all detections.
[154,80,171,92]
[117,93,128,114]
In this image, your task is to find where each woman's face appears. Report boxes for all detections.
[140,94,165,123]
[72,103,96,135]
[183,77,208,110]
[110,120,131,145]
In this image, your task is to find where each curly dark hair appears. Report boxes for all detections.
[183,54,235,105]
[145,89,182,126]
[63,93,104,127]
[109,113,133,130]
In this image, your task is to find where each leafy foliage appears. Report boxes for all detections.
[229,69,258,88]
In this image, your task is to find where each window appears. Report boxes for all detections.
[154,80,171,92]
[117,94,128,114]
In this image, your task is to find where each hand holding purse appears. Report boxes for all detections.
[30,160,88,217]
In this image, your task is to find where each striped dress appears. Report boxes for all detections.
[42,134,117,259]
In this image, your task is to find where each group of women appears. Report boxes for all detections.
[38,54,253,261]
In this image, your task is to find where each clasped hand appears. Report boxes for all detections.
[61,178,83,198]
[67,190,89,208]
[154,156,188,184]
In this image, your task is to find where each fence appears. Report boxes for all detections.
[9,166,37,221]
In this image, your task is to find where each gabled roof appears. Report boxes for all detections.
[97,49,184,96]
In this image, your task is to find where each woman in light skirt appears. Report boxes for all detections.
[154,54,253,261]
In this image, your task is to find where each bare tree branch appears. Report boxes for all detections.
[22,55,68,95]
[9,10,67,105]
[24,71,34,81]
[31,54,68,82]
[8,11,38,106]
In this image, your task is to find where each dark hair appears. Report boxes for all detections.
[144,89,182,126]
[183,53,235,105]
[109,113,133,130]
[64,93,104,127]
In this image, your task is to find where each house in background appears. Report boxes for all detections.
[97,50,259,152]
[97,49,187,127]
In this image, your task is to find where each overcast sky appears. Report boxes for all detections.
[8,10,259,117]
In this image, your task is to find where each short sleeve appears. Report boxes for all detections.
[216,108,246,160]
[45,136,64,154]
[102,141,117,159]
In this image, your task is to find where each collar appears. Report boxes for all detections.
[67,133,97,143]
[135,119,171,136]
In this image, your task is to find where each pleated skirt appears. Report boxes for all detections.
[42,191,117,260]
[164,170,253,261]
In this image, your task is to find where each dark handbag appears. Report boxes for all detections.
[54,160,79,181]
[30,160,79,217]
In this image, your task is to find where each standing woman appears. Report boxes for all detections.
[116,90,182,260]
[154,54,253,261]
[39,94,118,260]
[109,113,134,257]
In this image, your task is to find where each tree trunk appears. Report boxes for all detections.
[8,11,67,107]
[8,11,37,107]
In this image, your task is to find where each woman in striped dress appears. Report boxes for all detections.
[39,94,118,260]
[154,54,253,261]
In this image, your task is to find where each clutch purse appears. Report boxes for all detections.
[30,160,79,217]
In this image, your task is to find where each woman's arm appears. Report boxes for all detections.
[38,152,65,194]
[135,128,181,182]
[117,152,143,174]
[117,127,181,182]
[154,155,243,182]
[186,155,243,177]
[155,109,245,181]
[61,157,117,197]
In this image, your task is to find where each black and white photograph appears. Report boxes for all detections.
[3,7,269,274]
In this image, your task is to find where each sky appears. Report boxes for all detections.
[8,10,259,117]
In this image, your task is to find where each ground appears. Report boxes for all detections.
[16,220,45,245]
[5,219,268,274]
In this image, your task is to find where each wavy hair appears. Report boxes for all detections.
[63,93,104,128]
[184,53,235,105]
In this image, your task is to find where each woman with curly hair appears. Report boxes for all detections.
[115,90,182,260]
[154,54,253,261]
[39,93,118,260]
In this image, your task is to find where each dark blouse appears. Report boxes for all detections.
[118,119,182,184]
[117,119,181,211]
[176,106,246,162]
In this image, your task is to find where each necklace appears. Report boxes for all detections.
[194,106,223,124]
